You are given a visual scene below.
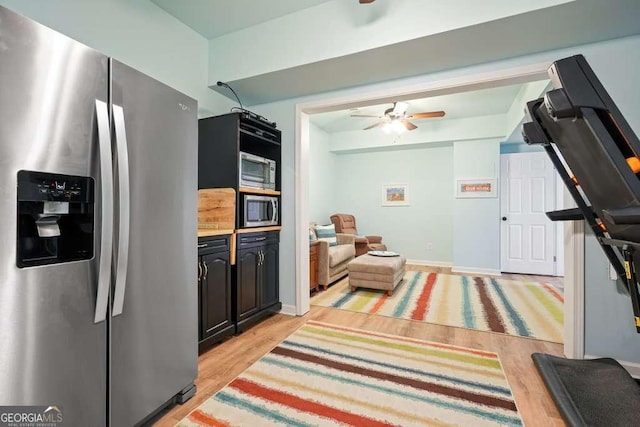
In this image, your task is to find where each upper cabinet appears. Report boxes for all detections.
[198,112,281,192]
[199,112,282,230]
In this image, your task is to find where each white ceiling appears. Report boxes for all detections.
[311,83,526,133]
[150,0,332,39]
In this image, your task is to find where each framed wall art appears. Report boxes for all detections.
[455,178,497,198]
[381,184,409,206]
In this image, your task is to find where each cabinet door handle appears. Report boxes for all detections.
[255,237,267,241]
[198,262,202,281]
[203,261,208,279]
[198,243,208,248]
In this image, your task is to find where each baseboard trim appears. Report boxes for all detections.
[279,304,297,316]
[585,354,640,379]
[406,259,453,267]
[451,266,502,276]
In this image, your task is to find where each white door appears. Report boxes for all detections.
[500,152,556,275]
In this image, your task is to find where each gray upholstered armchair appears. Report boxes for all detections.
[330,213,387,257]
[317,233,356,290]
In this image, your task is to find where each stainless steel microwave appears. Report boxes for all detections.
[239,151,276,190]
[243,195,278,227]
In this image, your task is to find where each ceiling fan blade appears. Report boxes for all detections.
[392,102,408,116]
[363,121,385,130]
[401,120,417,131]
[350,114,384,118]
[407,111,446,119]
[359,0,375,3]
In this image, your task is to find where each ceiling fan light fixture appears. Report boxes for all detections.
[391,119,406,134]
[382,119,405,134]
[352,102,445,132]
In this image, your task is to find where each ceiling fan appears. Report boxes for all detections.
[351,102,446,132]
[359,0,376,3]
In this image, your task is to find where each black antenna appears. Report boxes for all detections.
[216,81,243,112]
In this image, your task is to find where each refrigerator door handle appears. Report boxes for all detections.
[94,99,114,324]
[112,104,131,317]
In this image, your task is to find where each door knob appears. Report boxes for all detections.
[502,217,507,221]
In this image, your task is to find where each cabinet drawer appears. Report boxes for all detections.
[237,231,279,249]
[198,235,230,255]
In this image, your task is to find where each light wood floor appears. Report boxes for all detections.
[156,267,566,427]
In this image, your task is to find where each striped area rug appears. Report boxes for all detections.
[177,321,522,426]
[311,271,564,343]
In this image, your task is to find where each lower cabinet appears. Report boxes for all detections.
[309,241,319,292]
[235,231,281,333]
[198,235,235,353]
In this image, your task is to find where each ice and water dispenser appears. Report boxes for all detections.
[16,170,94,268]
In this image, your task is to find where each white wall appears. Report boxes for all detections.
[0,0,233,117]
[329,145,454,264]
[308,123,336,224]
[453,138,501,273]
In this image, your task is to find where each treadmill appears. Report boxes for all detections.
[523,54,640,427]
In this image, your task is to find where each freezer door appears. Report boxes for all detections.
[110,60,198,426]
[0,5,108,426]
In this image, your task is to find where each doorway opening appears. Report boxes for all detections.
[293,61,584,357]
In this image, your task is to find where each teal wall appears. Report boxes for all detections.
[330,145,454,263]
[253,34,640,328]
[0,0,232,117]
[308,123,336,225]
[207,0,570,84]
[453,139,501,272]
[500,142,544,154]
[584,229,640,362]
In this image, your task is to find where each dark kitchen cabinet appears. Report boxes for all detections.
[197,234,234,353]
[235,231,281,332]
[198,111,282,335]
[236,249,260,322]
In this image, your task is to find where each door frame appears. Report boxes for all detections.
[499,151,562,276]
[293,60,583,359]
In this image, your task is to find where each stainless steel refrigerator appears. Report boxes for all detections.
[0,5,198,426]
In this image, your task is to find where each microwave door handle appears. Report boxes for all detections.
[271,199,277,223]
[94,100,113,324]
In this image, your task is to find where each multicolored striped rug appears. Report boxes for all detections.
[311,271,564,343]
[177,321,522,426]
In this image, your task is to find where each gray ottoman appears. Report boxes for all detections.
[347,254,406,296]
